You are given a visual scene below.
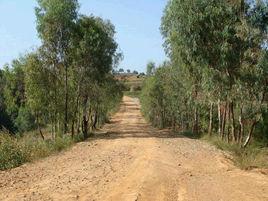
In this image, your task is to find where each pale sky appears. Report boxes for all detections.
[0,0,167,73]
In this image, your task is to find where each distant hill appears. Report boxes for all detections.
[115,73,146,91]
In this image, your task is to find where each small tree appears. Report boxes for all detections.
[146,62,155,76]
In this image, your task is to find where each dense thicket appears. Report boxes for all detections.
[141,0,268,147]
[0,0,123,139]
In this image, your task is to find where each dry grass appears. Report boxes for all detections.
[0,132,84,171]
[202,135,268,170]
[115,74,145,90]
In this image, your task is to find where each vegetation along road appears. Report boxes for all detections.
[0,96,267,201]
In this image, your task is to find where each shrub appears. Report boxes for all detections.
[0,132,80,171]
[15,107,36,133]
[20,136,52,161]
[52,136,74,152]
[0,134,27,170]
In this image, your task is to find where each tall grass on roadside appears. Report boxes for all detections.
[0,134,27,170]
[0,132,83,171]
[202,135,268,170]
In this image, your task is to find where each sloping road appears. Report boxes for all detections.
[0,96,268,201]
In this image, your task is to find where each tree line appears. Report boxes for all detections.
[141,0,268,147]
[0,0,123,139]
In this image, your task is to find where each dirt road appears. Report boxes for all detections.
[0,96,268,201]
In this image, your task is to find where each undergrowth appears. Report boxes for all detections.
[0,132,84,171]
[202,135,268,170]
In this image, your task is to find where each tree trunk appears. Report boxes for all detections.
[37,115,45,140]
[71,121,75,139]
[218,100,221,136]
[243,121,257,148]
[226,102,230,143]
[82,115,88,139]
[221,103,227,140]
[77,105,81,134]
[192,106,199,135]
[64,64,68,134]
[230,101,236,142]
[82,97,89,139]
[51,118,54,140]
[180,114,183,130]
[208,102,214,136]
[172,114,176,131]
[92,111,98,130]
[238,106,244,144]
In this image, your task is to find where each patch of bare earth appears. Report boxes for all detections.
[0,96,267,201]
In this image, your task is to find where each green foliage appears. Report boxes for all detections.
[3,59,26,121]
[141,68,163,127]
[142,0,268,147]
[0,134,27,170]
[22,1,123,139]
[35,0,79,45]
[0,70,14,131]
[0,132,84,171]
[146,61,156,76]
[140,1,268,175]
[141,63,189,129]
[0,0,123,170]
[1,58,30,132]
[14,107,36,133]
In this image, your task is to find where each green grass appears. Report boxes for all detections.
[0,132,84,171]
[202,135,268,170]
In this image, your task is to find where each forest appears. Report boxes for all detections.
[0,0,123,170]
[141,0,268,166]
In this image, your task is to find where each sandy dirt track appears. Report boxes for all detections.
[0,96,268,201]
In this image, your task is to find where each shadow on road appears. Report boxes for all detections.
[89,97,201,141]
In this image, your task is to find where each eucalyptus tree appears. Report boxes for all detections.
[1,57,39,133]
[0,69,14,132]
[3,59,26,123]
[141,63,171,128]
[0,69,4,106]
[143,0,268,146]
[24,52,51,139]
[72,15,120,138]
[0,0,123,139]
[161,0,250,137]
[0,69,6,120]
[146,62,156,76]
[35,0,79,133]
[141,74,160,127]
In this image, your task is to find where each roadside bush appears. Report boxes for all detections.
[19,133,56,161]
[0,134,26,170]
[53,136,74,152]
[0,132,78,171]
